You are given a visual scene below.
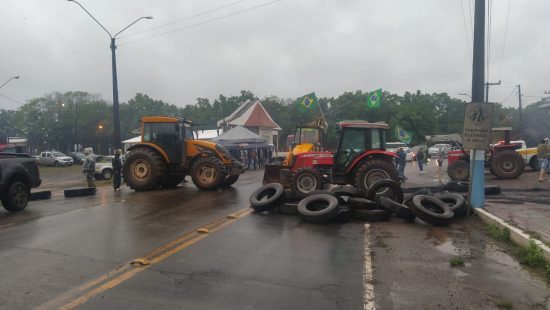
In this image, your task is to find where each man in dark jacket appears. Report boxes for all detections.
[396,148,407,182]
[112,149,123,190]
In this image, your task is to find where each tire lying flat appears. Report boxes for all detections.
[434,193,467,217]
[366,179,404,203]
[297,194,339,224]
[30,190,52,201]
[249,183,285,213]
[410,195,453,226]
[64,187,96,198]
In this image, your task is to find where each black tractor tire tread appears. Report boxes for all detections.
[249,183,285,212]
[490,150,525,179]
[191,157,227,190]
[434,193,466,217]
[30,190,52,201]
[64,187,96,198]
[290,168,322,197]
[366,179,404,203]
[124,147,166,191]
[297,194,339,223]
[447,160,470,181]
[348,197,379,210]
[354,159,399,196]
[411,195,453,226]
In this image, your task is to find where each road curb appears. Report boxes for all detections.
[475,208,550,263]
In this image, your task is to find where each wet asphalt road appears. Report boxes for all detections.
[0,169,549,309]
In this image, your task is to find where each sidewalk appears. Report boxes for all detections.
[401,159,550,245]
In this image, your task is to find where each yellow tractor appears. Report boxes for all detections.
[123,116,244,191]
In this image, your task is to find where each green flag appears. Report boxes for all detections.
[296,92,318,113]
[395,125,413,144]
[366,89,382,109]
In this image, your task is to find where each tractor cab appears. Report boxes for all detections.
[141,116,194,166]
[331,121,397,188]
[283,118,327,166]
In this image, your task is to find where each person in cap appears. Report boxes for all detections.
[82,148,96,188]
[112,149,123,191]
[536,139,550,182]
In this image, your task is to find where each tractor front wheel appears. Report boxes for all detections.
[529,155,540,171]
[490,150,525,179]
[191,157,226,190]
[123,147,166,191]
[447,160,469,181]
[291,168,322,197]
[354,159,399,196]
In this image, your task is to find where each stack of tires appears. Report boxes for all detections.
[249,180,469,226]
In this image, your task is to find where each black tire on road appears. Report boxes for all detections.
[447,160,469,181]
[403,188,432,206]
[348,197,379,210]
[30,190,52,201]
[220,174,239,187]
[124,147,166,191]
[278,202,299,215]
[291,168,322,197]
[434,193,466,217]
[365,179,403,203]
[53,161,59,167]
[331,205,352,223]
[64,187,96,198]
[249,183,285,212]
[191,157,226,190]
[102,168,113,180]
[485,185,501,195]
[354,159,399,196]
[330,186,362,198]
[351,208,391,222]
[411,195,453,226]
[443,181,469,193]
[297,194,339,224]
[1,181,30,212]
[490,150,525,179]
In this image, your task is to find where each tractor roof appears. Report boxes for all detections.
[141,116,193,125]
[336,120,389,129]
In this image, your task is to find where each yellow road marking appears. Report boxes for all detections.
[35,207,252,310]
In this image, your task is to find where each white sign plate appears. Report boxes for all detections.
[462,102,494,150]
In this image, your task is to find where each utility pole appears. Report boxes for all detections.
[484,80,501,103]
[517,84,523,139]
[469,0,485,209]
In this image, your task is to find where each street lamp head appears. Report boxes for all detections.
[145,16,153,19]
[14,76,20,79]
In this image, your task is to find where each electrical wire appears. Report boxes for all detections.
[459,0,472,64]
[118,0,251,40]
[119,0,281,46]
[498,0,511,81]
[0,93,25,106]
[499,85,516,104]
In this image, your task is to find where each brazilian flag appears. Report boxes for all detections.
[296,92,318,113]
[395,125,413,144]
[367,89,382,109]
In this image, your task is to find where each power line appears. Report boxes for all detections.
[0,93,25,106]
[119,0,281,46]
[118,0,251,40]
[499,85,516,104]
[459,0,472,64]
[498,0,511,80]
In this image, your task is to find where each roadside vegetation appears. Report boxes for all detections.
[486,224,550,281]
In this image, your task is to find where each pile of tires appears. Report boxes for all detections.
[249,180,470,226]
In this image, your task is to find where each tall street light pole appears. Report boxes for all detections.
[67,0,152,150]
[0,76,20,90]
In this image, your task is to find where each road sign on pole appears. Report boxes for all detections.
[463,102,494,150]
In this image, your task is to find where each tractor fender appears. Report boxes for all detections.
[291,152,334,172]
[127,143,170,164]
[345,151,396,174]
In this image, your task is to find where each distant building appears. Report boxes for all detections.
[217,99,282,148]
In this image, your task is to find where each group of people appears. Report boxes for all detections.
[239,147,272,170]
[81,147,123,191]
[396,147,445,184]
[537,138,550,182]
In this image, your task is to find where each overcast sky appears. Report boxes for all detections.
[1,0,549,111]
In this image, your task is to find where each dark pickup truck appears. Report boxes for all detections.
[0,153,41,212]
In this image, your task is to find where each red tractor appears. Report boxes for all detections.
[264,120,399,196]
[446,127,525,181]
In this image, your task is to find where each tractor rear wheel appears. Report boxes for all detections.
[490,150,525,179]
[447,160,469,181]
[354,159,399,196]
[124,147,166,191]
[529,155,540,171]
[191,157,226,190]
[290,168,322,197]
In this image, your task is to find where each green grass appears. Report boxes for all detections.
[449,257,465,267]
[485,224,550,282]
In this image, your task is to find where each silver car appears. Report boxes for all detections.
[39,151,73,167]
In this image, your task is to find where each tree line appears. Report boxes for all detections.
[1,89,547,154]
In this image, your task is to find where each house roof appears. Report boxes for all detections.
[217,99,282,130]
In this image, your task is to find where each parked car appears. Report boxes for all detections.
[428,144,452,157]
[95,163,114,180]
[69,152,86,164]
[39,151,73,167]
[386,142,414,161]
[0,153,41,211]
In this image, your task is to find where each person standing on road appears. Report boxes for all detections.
[112,149,122,191]
[436,148,445,184]
[416,148,425,173]
[396,147,407,183]
[82,148,96,188]
[537,138,550,182]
